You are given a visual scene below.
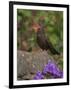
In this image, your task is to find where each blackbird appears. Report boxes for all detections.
[32,20,60,55]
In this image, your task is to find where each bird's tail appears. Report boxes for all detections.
[49,45,60,55]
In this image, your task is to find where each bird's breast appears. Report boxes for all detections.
[37,33,48,50]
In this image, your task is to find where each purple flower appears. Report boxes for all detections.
[33,71,44,80]
[51,71,63,78]
[43,60,63,78]
[59,71,63,78]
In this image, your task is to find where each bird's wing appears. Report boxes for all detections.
[45,36,60,54]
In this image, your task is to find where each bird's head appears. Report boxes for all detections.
[32,16,46,33]
[32,22,41,32]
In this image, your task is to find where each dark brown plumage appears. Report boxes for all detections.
[32,20,60,55]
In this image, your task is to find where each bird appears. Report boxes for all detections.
[32,19,60,55]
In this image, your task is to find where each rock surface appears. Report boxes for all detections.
[17,50,59,80]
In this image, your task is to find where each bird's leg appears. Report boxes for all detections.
[43,49,46,52]
[39,48,43,52]
[46,50,50,54]
[40,49,43,52]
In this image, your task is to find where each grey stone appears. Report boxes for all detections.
[17,50,54,80]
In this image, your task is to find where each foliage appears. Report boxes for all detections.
[17,9,63,53]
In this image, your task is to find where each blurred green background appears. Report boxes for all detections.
[17,9,63,53]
